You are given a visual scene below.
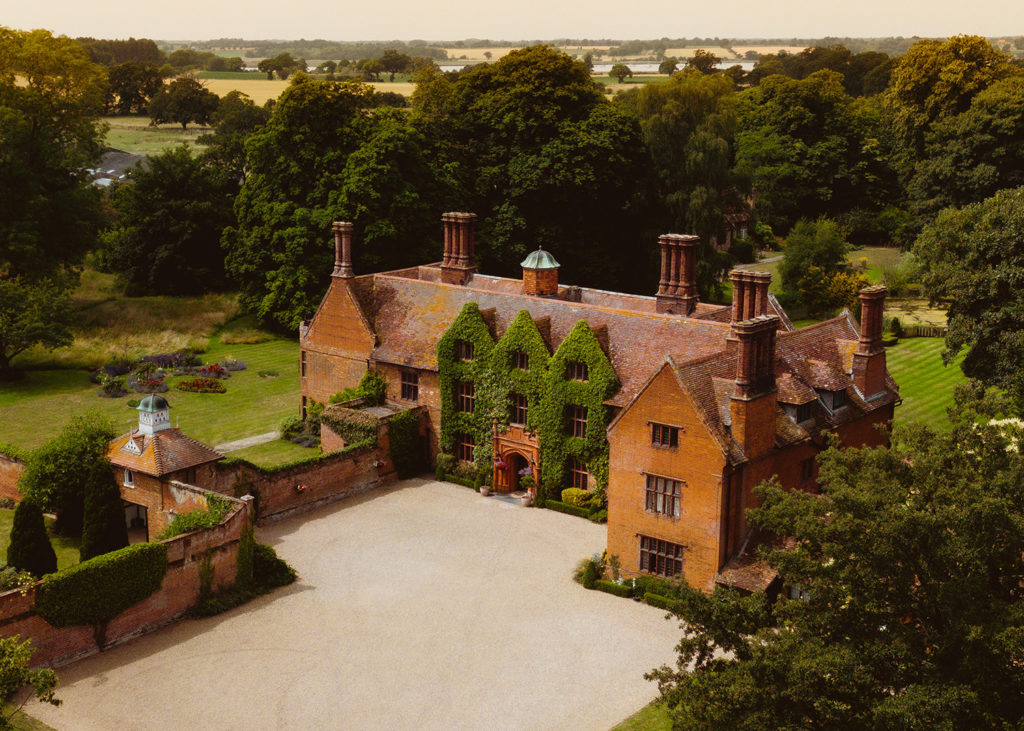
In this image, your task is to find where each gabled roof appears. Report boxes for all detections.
[667,314,899,464]
[345,269,735,407]
[108,428,223,477]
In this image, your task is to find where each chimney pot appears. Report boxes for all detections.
[440,211,478,285]
[332,221,354,278]
[656,233,700,315]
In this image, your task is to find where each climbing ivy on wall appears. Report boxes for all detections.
[437,307,617,502]
[536,321,618,503]
[437,302,496,478]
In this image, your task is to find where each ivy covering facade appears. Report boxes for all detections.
[437,305,618,505]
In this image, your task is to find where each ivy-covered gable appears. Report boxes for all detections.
[437,302,495,461]
[484,310,551,433]
[538,321,619,498]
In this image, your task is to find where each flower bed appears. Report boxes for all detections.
[197,363,229,379]
[176,377,226,394]
[127,372,169,394]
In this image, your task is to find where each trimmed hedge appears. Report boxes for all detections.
[192,543,296,617]
[0,442,30,462]
[439,471,478,489]
[644,592,677,611]
[35,543,168,627]
[544,499,591,519]
[594,579,632,598]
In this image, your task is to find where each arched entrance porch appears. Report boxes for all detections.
[492,422,541,494]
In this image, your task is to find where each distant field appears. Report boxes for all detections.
[102,116,210,156]
[442,46,518,62]
[664,46,736,58]
[200,78,417,105]
[886,337,966,431]
[197,70,265,79]
[732,45,807,56]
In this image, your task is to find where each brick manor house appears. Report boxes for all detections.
[300,214,898,591]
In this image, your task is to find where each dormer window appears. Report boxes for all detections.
[566,361,588,381]
[817,389,848,413]
[512,350,529,370]
[795,403,813,423]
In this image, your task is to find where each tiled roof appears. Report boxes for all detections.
[108,429,223,477]
[351,271,735,407]
[669,314,899,464]
[715,532,793,592]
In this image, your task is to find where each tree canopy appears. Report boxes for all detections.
[0,275,73,378]
[649,396,1024,729]
[148,77,220,130]
[100,146,238,295]
[914,186,1024,405]
[0,27,107,279]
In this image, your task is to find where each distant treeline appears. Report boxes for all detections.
[170,39,448,61]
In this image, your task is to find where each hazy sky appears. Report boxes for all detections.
[3,0,1020,41]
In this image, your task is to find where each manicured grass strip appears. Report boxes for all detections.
[0,509,80,571]
[0,338,300,452]
[612,700,672,731]
[1,706,56,731]
[885,337,966,431]
[226,439,319,467]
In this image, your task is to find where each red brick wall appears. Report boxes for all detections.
[301,279,376,407]
[375,364,441,460]
[0,500,250,668]
[607,365,730,591]
[0,452,24,503]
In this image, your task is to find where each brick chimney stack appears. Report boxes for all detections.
[730,314,779,460]
[729,270,773,329]
[656,233,700,315]
[441,212,478,285]
[852,285,888,398]
[332,221,354,278]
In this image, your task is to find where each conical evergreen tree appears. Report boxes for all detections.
[79,465,129,562]
[6,500,57,577]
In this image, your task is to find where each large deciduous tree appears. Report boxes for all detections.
[914,186,1024,405]
[685,49,719,74]
[224,77,447,330]
[106,61,165,115]
[0,276,73,379]
[18,414,115,537]
[0,27,107,279]
[649,396,1024,728]
[615,70,739,297]
[413,46,649,292]
[148,77,220,130]
[100,146,238,295]
[734,70,897,236]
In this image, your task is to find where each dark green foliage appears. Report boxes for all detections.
[253,543,296,588]
[746,45,893,96]
[544,500,591,519]
[157,495,233,540]
[0,275,74,377]
[148,77,220,130]
[615,71,739,298]
[18,414,115,536]
[78,465,129,562]
[198,90,271,178]
[106,61,166,115]
[6,501,56,578]
[648,396,1024,729]
[191,542,295,617]
[594,579,632,597]
[735,71,898,234]
[388,410,424,478]
[914,187,1024,406]
[235,524,255,588]
[99,146,238,295]
[35,543,168,627]
[329,369,386,405]
[0,28,107,280]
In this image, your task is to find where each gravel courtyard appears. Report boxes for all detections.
[29,480,683,730]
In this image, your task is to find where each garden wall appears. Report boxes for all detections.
[211,406,428,523]
[0,451,25,503]
[0,495,251,668]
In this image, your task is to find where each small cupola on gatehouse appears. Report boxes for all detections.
[136,394,171,436]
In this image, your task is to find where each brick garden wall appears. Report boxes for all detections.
[0,497,251,668]
[0,452,25,503]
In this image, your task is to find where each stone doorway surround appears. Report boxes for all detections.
[492,421,540,494]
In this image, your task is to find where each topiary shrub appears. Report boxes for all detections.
[79,466,129,562]
[560,488,588,507]
[35,542,168,628]
[6,501,57,578]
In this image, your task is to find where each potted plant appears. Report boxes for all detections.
[479,481,491,496]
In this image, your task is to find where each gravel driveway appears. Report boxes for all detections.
[28,480,682,730]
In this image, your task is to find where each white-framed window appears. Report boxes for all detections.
[124,469,135,488]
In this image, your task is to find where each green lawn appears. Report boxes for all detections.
[0,510,80,571]
[2,707,55,731]
[886,337,966,431]
[0,337,299,452]
[226,438,316,466]
[612,701,671,730]
[101,116,210,156]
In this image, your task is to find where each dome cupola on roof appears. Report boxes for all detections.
[136,395,171,435]
[521,246,560,297]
